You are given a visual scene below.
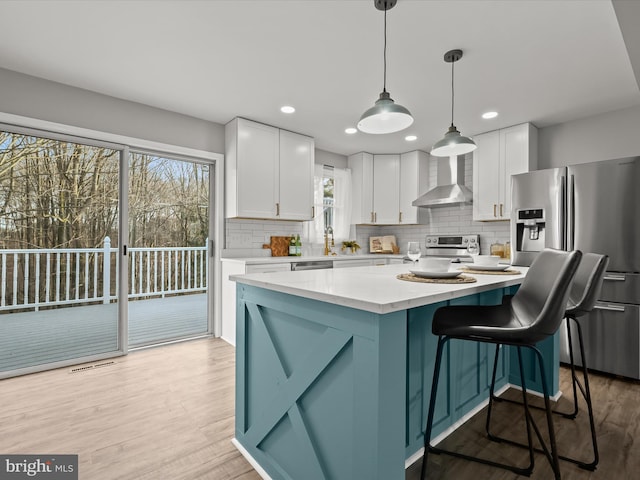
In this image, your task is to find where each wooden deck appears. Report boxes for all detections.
[0,294,207,373]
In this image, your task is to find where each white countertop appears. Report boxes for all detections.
[231,264,528,314]
[221,254,404,265]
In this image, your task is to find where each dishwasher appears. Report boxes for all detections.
[291,260,334,271]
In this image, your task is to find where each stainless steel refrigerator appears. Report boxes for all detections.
[511,157,640,379]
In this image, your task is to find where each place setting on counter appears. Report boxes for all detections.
[398,254,478,284]
[397,237,521,284]
[457,254,522,275]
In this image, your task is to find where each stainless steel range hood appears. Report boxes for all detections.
[412,155,472,207]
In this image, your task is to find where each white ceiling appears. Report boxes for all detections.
[0,0,639,156]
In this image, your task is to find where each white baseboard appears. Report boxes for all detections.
[221,335,236,347]
[232,438,273,480]
[507,383,563,401]
[403,381,560,469]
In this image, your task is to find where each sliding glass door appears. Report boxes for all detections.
[0,128,122,376]
[0,127,215,376]
[127,152,211,347]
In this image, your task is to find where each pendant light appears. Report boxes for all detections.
[431,49,477,156]
[357,0,413,135]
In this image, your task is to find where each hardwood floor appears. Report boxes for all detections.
[0,337,260,480]
[0,337,637,479]
[408,365,640,480]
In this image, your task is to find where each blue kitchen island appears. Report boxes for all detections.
[230,263,557,480]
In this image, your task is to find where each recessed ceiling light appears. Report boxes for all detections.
[482,111,498,119]
[280,105,295,114]
[405,135,417,141]
[345,127,357,135]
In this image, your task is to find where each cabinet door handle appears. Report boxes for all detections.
[276,203,280,216]
[500,203,504,217]
[399,212,403,223]
[311,206,315,218]
[493,204,497,217]
[371,211,375,223]
[374,212,377,223]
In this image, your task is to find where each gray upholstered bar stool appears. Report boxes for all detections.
[489,252,608,470]
[420,248,582,480]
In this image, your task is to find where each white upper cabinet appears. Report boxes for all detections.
[225,118,314,220]
[372,154,400,224]
[348,152,374,224]
[472,123,538,221]
[349,150,429,225]
[278,129,315,220]
[399,151,429,224]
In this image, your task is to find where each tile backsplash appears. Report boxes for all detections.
[224,219,302,257]
[373,206,511,256]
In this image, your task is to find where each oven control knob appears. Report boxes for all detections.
[463,238,468,243]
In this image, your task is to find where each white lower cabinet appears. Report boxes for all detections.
[221,260,291,345]
[333,257,399,268]
[245,263,291,274]
[333,259,374,268]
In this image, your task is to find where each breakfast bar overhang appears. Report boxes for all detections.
[230,264,558,480]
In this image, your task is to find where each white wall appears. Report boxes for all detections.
[315,149,348,169]
[0,67,225,153]
[538,104,640,169]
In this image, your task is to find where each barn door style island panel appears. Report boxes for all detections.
[230,264,557,480]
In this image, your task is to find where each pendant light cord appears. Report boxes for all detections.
[383,6,387,93]
[450,58,455,127]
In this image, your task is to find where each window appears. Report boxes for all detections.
[306,165,352,249]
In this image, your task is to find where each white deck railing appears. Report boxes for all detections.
[0,237,208,312]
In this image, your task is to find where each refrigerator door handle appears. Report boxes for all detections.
[603,273,626,282]
[593,303,626,312]
[560,174,567,251]
[567,174,575,251]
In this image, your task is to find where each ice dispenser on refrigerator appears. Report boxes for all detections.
[515,208,546,254]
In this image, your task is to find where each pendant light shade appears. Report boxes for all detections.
[431,49,476,157]
[358,90,414,134]
[358,0,413,135]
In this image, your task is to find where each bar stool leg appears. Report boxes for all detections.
[533,346,562,479]
[562,319,580,418]
[421,335,446,480]
[571,318,599,469]
[422,340,537,478]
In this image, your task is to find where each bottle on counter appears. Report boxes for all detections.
[504,241,511,260]
[289,236,296,256]
[295,234,302,256]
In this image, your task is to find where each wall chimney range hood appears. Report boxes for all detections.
[412,155,472,207]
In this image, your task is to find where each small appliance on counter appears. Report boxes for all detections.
[423,234,480,262]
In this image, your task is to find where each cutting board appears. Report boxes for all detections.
[369,235,398,253]
[262,236,292,257]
